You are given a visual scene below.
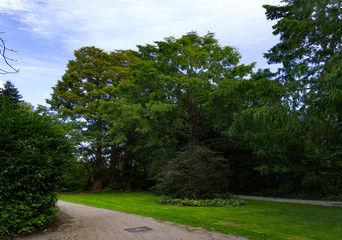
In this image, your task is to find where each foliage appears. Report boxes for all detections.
[157,146,231,199]
[100,32,253,194]
[157,195,246,207]
[262,0,342,197]
[59,193,342,240]
[102,183,125,192]
[264,0,342,108]
[60,158,93,191]
[48,47,136,190]
[0,95,74,238]
[0,81,22,106]
[136,31,254,145]
[52,26,341,199]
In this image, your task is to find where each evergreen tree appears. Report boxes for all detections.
[48,47,134,190]
[0,81,22,105]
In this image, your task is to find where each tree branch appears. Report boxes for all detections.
[0,34,19,74]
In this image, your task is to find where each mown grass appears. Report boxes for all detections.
[59,192,342,240]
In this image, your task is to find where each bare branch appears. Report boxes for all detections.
[0,33,19,74]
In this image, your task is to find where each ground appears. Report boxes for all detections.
[14,196,342,240]
[16,201,247,240]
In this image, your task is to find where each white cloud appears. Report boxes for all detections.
[1,0,282,106]
[1,0,281,51]
[0,0,29,12]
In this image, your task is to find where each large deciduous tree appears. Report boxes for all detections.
[263,0,342,195]
[48,47,133,190]
[136,31,254,146]
[264,0,342,114]
[102,32,255,194]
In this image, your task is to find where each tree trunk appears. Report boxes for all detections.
[123,139,132,189]
[92,145,102,190]
[188,92,198,145]
[108,144,117,185]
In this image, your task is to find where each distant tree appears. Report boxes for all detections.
[0,80,22,105]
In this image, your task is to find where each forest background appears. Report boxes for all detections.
[3,0,342,200]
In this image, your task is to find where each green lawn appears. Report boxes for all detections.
[59,192,342,240]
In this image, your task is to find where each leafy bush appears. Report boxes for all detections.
[157,146,231,199]
[157,196,246,207]
[0,96,74,238]
[60,159,93,192]
[103,183,125,193]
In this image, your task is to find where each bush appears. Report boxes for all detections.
[103,183,125,193]
[157,195,246,207]
[157,146,231,199]
[60,159,93,192]
[0,96,74,238]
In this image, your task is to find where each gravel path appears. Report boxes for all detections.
[18,201,248,240]
[17,195,341,240]
[236,195,342,207]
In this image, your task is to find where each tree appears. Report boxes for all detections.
[48,47,132,190]
[263,0,342,196]
[206,68,302,193]
[101,59,171,188]
[264,0,342,113]
[0,80,22,105]
[136,31,254,146]
[102,32,255,192]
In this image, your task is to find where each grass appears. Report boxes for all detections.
[59,192,342,240]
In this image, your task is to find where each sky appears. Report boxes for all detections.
[0,0,282,107]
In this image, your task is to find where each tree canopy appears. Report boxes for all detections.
[264,0,342,114]
[262,0,342,196]
[48,13,341,199]
[48,47,137,190]
[136,31,254,145]
[0,80,22,105]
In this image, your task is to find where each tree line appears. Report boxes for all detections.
[46,4,341,201]
[48,0,341,198]
[2,0,339,237]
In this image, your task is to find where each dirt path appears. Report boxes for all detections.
[236,195,342,207]
[18,201,247,240]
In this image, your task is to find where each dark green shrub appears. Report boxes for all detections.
[157,146,231,199]
[0,96,74,238]
[60,159,93,192]
[103,183,125,193]
[157,196,246,207]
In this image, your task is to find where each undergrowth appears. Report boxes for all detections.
[157,196,246,207]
